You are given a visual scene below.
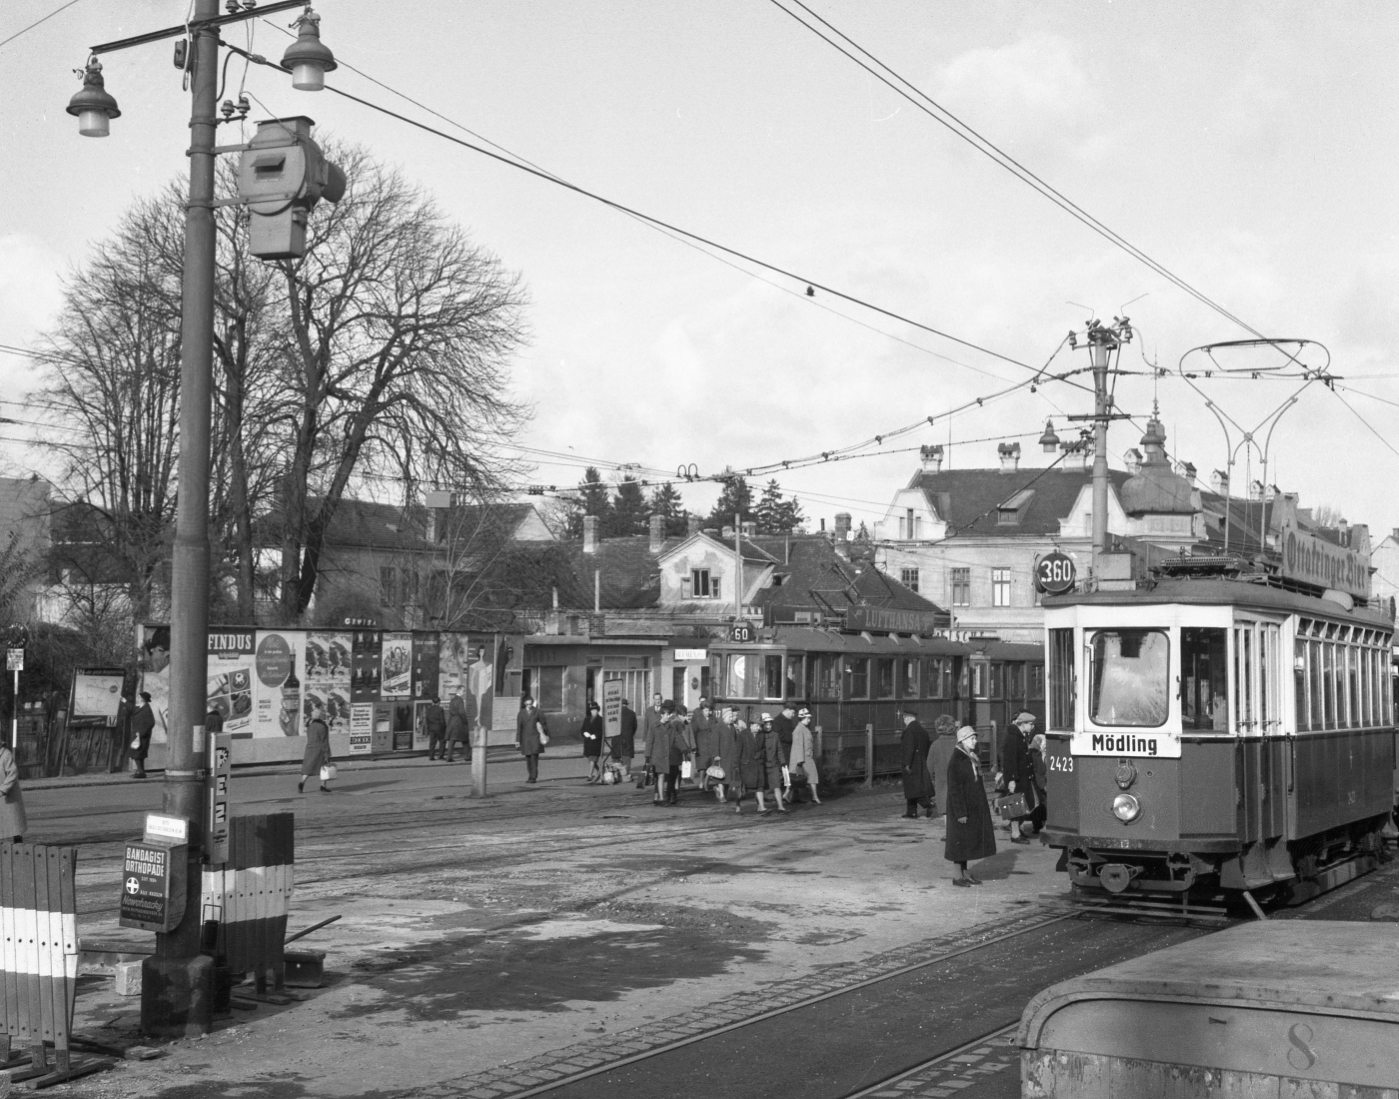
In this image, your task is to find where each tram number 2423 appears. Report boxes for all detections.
[1046,754,1075,773]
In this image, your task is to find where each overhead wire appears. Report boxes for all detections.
[0,0,85,52]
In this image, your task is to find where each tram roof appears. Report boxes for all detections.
[1043,578,1394,630]
[710,627,1043,658]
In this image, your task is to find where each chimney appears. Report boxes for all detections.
[649,513,666,553]
[1061,443,1089,472]
[920,444,943,474]
[1338,517,1349,542]
[1125,448,1143,475]
[687,513,701,537]
[1179,461,1197,483]
[583,514,599,554]
[834,513,852,541]
[1249,480,1264,502]
[1264,484,1279,502]
[1211,470,1230,496]
[721,525,735,540]
[740,521,757,538]
[997,441,1021,472]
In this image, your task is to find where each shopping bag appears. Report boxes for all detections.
[705,763,726,780]
[994,792,1029,820]
[781,765,791,789]
[130,736,141,750]
[680,760,693,780]
[320,763,338,782]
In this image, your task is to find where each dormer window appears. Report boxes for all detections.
[996,488,1035,525]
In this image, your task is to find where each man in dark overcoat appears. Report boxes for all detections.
[424,696,448,760]
[770,704,796,762]
[616,698,637,780]
[945,725,997,885]
[640,692,664,772]
[130,692,155,779]
[997,711,1037,843]
[515,693,547,784]
[691,698,721,789]
[899,709,933,818]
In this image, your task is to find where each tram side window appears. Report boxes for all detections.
[1006,663,1025,703]
[1030,663,1045,701]
[1308,639,1324,731]
[846,657,870,699]
[899,657,919,699]
[815,654,840,700]
[1047,628,1075,731]
[1182,628,1228,731]
[764,655,784,700]
[725,654,764,699]
[785,655,803,700]
[1089,629,1169,727]
[875,658,896,699]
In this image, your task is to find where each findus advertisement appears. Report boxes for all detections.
[140,624,495,743]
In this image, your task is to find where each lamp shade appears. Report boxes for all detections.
[66,59,121,137]
[281,9,337,91]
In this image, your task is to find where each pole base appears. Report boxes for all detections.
[140,954,214,1039]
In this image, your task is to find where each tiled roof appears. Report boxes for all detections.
[748,535,945,616]
[910,466,1133,537]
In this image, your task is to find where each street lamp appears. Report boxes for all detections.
[1038,419,1060,454]
[66,57,121,137]
[280,7,338,91]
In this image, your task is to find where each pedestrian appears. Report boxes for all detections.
[691,697,721,791]
[789,707,821,804]
[130,691,155,779]
[0,738,27,843]
[515,694,547,783]
[997,711,1038,844]
[770,703,796,765]
[730,716,761,814]
[109,693,133,773]
[928,713,958,816]
[616,698,637,781]
[752,713,788,815]
[423,695,448,760]
[582,700,604,783]
[298,704,334,794]
[641,692,665,790]
[945,725,997,886]
[710,708,738,804]
[206,704,225,735]
[899,708,933,818]
[446,690,473,763]
[653,700,694,806]
[1028,732,1048,835]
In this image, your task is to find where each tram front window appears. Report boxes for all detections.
[1089,629,1169,727]
[1182,628,1228,731]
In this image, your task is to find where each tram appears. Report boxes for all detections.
[1042,570,1396,909]
[707,625,1044,739]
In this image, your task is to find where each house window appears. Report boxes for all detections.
[991,568,1011,607]
[900,507,919,540]
[950,568,971,606]
[526,666,564,711]
[900,567,919,592]
[691,568,711,598]
[379,566,397,605]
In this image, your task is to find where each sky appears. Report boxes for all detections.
[2,0,1397,541]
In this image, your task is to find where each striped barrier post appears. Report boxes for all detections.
[200,813,294,998]
[0,844,110,1085]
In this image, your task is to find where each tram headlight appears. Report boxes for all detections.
[1111,793,1141,823]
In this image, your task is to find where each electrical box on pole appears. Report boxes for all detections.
[235,116,345,259]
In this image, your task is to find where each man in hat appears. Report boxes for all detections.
[997,711,1038,843]
[899,707,933,818]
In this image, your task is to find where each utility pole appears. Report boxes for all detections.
[734,512,743,624]
[69,0,340,1039]
[1069,318,1132,585]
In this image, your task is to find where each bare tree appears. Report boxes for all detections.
[272,145,530,620]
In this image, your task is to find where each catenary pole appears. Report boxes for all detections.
[1090,338,1110,580]
[147,0,219,1037]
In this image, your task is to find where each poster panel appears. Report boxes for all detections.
[350,630,382,702]
[305,630,352,734]
[413,632,440,701]
[348,702,373,754]
[439,634,494,735]
[254,629,306,738]
[70,667,126,727]
[603,678,623,740]
[207,628,255,737]
[138,624,172,745]
[381,632,412,699]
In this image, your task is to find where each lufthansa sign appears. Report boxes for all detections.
[1281,521,1370,600]
[844,606,946,634]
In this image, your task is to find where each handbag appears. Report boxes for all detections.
[536,721,549,747]
[781,765,791,789]
[680,759,693,780]
[643,763,656,787]
[994,791,1029,820]
[705,762,726,780]
[130,736,141,750]
[320,763,338,782]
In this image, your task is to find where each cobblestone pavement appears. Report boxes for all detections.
[388,910,1059,1099]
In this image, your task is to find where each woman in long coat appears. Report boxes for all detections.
[788,708,820,805]
[733,719,762,815]
[299,705,334,794]
[581,701,604,783]
[0,741,27,842]
[691,702,721,791]
[929,714,958,817]
[899,710,933,818]
[713,711,743,804]
[945,725,996,885]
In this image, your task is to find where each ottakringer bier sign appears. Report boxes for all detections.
[1280,520,1370,600]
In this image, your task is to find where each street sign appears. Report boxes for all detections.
[5,649,21,672]
[1036,551,1077,595]
[728,622,755,643]
[119,840,187,932]
[207,733,232,865]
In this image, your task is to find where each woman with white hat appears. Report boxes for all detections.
[944,725,996,885]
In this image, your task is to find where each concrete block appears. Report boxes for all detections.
[283,949,325,988]
[114,960,143,997]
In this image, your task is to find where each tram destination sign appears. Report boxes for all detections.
[1280,520,1370,600]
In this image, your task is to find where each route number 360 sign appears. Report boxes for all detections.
[1035,551,1077,595]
